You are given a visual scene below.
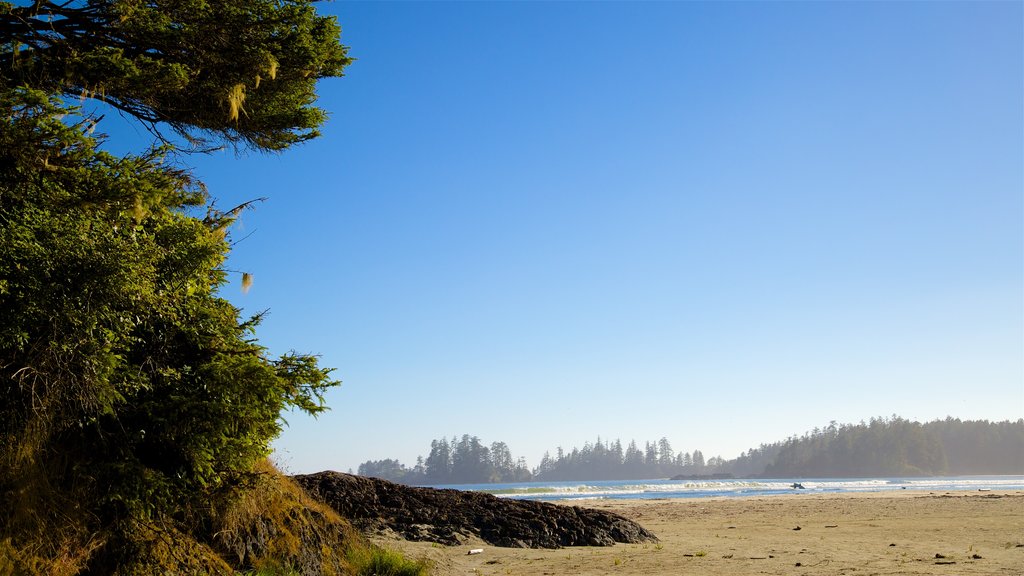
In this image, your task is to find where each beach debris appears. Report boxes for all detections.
[791,483,806,489]
[795,562,802,566]
[793,526,802,531]
[468,548,483,555]
[721,554,734,559]
[934,553,946,559]
[971,554,982,559]
[889,543,896,547]
[825,525,838,528]
[935,561,957,565]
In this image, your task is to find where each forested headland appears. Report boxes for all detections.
[356,417,1024,484]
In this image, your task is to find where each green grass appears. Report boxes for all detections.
[347,545,431,576]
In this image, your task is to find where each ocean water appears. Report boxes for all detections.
[432,476,1024,502]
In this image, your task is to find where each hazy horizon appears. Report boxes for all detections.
[140,2,1023,474]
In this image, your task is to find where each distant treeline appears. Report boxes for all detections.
[355,417,1024,484]
[357,435,717,485]
[762,417,1024,477]
[357,435,534,485]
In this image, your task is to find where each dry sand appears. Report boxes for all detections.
[376,490,1024,575]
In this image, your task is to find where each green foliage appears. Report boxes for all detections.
[0,85,341,570]
[345,546,430,576]
[0,0,351,151]
[0,2,349,571]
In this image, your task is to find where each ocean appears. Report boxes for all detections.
[432,476,1024,502]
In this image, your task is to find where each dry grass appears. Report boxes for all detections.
[1,458,431,575]
[213,461,432,576]
[212,460,356,575]
[0,450,104,576]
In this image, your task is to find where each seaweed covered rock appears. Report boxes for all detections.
[293,471,658,549]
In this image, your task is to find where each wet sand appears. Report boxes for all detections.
[377,490,1024,575]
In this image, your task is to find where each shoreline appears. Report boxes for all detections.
[376,490,1024,575]
[428,475,1024,502]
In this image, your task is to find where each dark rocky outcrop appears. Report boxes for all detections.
[292,471,657,549]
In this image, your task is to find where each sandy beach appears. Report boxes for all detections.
[377,490,1024,575]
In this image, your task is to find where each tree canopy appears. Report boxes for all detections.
[0,1,349,572]
[0,0,351,150]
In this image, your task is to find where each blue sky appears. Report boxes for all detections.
[163,1,1020,474]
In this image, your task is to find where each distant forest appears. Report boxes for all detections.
[355,417,1024,484]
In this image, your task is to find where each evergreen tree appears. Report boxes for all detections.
[451,435,491,483]
[0,1,349,570]
[657,437,674,467]
[644,442,657,467]
[692,450,705,471]
[424,438,452,482]
[0,0,351,151]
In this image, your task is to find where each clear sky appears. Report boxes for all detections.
[160,1,1021,474]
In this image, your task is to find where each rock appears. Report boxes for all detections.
[292,471,658,549]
